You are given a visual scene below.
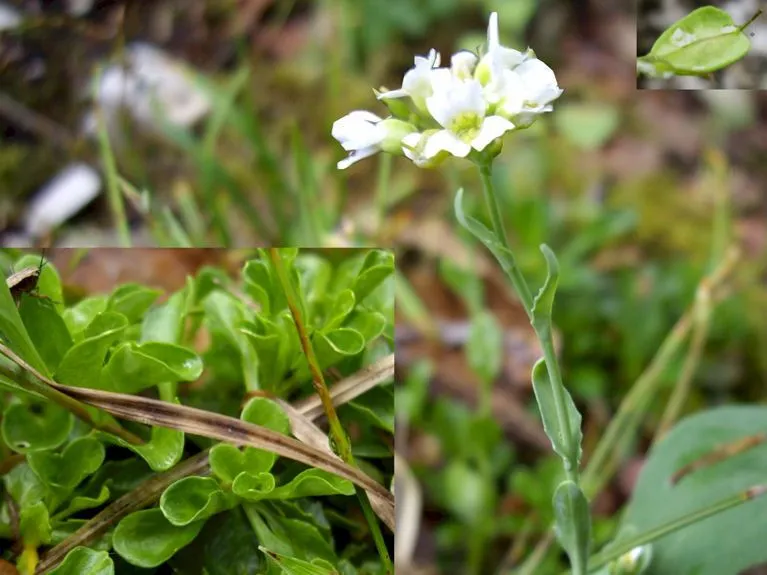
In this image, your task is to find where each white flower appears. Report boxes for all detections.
[451,51,479,81]
[377,49,441,110]
[422,76,514,159]
[477,12,563,124]
[331,111,416,169]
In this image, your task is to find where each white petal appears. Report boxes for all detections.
[487,12,500,50]
[424,130,471,158]
[516,59,561,104]
[332,111,384,151]
[427,77,486,128]
[471,116,514,151]
[337,146,379,170]
[377,88,408,100]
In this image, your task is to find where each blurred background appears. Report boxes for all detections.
[2,1,767,573]
[638,0,767,88]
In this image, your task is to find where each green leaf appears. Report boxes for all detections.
[160,476,239,526]
[638,6,753,77]
[28,436,105,491]
[243,258,275,316]
[454,188,525,299]
[107,283,162,324]
[141,287,190,345]
[101,341,203,393]
[342,310,386,344]
[323,289,355,331]
[241,397,291,434]
[195,509,265,575]
[262,548,339,575]
[466,310,503,384]
[204,290,260,391]
[232,471,277,501]
[55,312,129,389]
[209,443,277,481]
[348,250,395,303]
[4,462,47,509]
[2,401,73,453]
[552,480,591,574]
[54,484,111,520]
[62,296,108,341]
[20,500,52,545]
[0,263,49,375]
[246,506,335,563]
[618,405,767,575]
[47,546,114,575]
[19,295,73,373]
[345,386,394,433]
[100,424,184,471]
[270,469,355,499]
[312,328,365,368]
[531,244,559,324]
[113,508,205,568]
[531,359,583,471]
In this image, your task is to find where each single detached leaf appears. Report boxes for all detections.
[552,480,591,574]
[113,508,205,568]
[639,6,752,76]
[531,359,583,471]
[160,476,239,526]
[47,546,114,575]
[619,405,767,575]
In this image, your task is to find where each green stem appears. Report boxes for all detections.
[268,248,392,572]
[478,164,576,485]
[477,163,583,574]
[478,164,534,313]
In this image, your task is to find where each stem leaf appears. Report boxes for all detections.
[553,480,591,574]
[531,358,583,470]
[453,188,521,287]
[531,244,559,325]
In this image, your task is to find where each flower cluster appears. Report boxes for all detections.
[332,12,563,170]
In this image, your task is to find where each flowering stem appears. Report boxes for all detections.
[478,164,535,313]
[477,164,577,482]
[477,163,585,573]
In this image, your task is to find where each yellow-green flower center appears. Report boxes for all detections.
[449,112,482,142]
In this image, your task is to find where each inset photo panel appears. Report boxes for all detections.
[0,247,394,573]
[638,0,767,88]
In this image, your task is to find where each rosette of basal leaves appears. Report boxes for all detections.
[0,249,394,573]
[110,397,356,569]
[207,248,394,394]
